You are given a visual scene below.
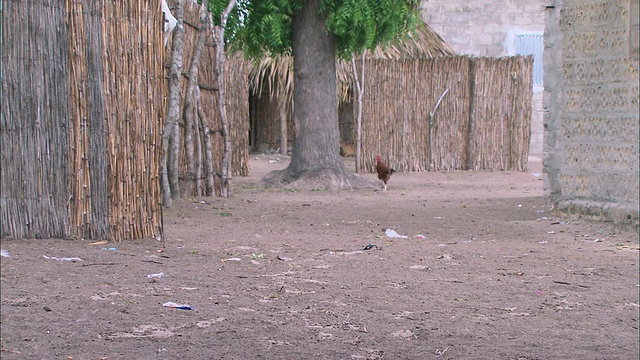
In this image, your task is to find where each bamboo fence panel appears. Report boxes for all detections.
[1,0,72,239]
[101,1,164,241]
[358,56,531,173]
[427,57,472,171]
[68,0,111,240]
[510,56,533,171]
[471,57,533,171]
[359,57,472,172]
[2,0,164,241]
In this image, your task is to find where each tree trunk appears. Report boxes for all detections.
[279,96,288,155]
[182,5,207,196]
[196,86,216,196]
[213,1,236,198]
[162,0,185,207]
[351,51,365,173]
[170,105,181,198]
[262,0,372,190]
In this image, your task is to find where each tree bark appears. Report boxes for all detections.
[162,0,185,207]
[212,1,236,198]
[351,51,365,173]
[182,5,207,196]
[262,0,373,190]
[279,96,288,155]
[196,86,216,196]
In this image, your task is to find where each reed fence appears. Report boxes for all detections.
[358,56,533,172]
[1,0,71,239]
[2,0,165,241]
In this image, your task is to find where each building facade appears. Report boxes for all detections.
[544,0,639,229]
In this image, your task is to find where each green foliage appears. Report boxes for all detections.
[324,0,420,59]
[207,0,251,46]
[229,0,304,58]
[216,0,419,60]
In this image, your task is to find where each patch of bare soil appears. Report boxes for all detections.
[1,155,638,359]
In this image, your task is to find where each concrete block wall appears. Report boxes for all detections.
[420,0,547,155]
[544,0,639,230]
[419,1,547,56]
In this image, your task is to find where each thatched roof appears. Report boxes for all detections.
[248,22,456,102]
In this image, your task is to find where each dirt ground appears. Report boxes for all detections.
[1,155,638,360]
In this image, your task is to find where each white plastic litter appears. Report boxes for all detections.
[43,255,83,262]
[1,249,10,257]
[163,302,194,310]
[147,272,165,278]
[385,229,408,239]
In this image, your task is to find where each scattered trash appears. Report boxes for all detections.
[222,257,242,262]
[89,240,108,246]
[547,231,555,234]
[277,255,293,261]
[43,255,83,262]
[539,240,548,244]
[251,253,265,259]
[385,229,408,239]
[147,272,165,279]
[363,244,380,250]
[101,247,117,251]
[531,173,541,177]
[415,234,426,240]
[516,204,523,208]
[162,302,194,310]
[1,249,10,257]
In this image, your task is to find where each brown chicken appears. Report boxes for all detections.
[376,154,395,191]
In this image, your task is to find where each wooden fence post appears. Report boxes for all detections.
[466,58,477,171]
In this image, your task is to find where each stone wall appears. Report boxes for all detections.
[419,0,547,155]
[544,0,639,230]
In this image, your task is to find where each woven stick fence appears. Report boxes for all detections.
[68,0,165,241]
[1,0,71,239]
[2,0,165,241]
[173,1,249,197]
[358,56,532,173]
[101,1,165,241]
